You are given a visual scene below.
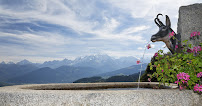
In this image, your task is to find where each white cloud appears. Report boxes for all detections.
[138,47,144,50]
[102,17,120,32]
[151,44,155,48]
[108,0,202,18]
[102,49,157,60]
[121,26,150,35]
[107,0,155,18]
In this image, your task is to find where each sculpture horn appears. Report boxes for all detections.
[154,13,165,27]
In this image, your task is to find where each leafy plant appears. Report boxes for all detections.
[148,31,202,93]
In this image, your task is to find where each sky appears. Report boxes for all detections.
[0,0,201,63]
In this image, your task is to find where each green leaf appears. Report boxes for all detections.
[183,40,188,44]
[150,65,153,70]
[159,50,163,53]
[188,44,192,48]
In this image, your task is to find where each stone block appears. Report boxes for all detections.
[177,3,202,46]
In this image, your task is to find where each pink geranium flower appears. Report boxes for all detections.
[190,31,200,38]
[148,78,151,82]
[175,80,180,85]
[175,72,190,86]
[198,46,202,51]
[169,31,175,38]
[197,72,202,78]
[147,44,151,49]
[154,53,158,57]
[194,84,202,92]
[175,45,178,49]
[187,49,193,53]
[190,32,197,37]
[136,60,141,64]
[193,46,202,53]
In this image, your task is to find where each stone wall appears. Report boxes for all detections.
[177,3,202,46]
[0,83,201,106]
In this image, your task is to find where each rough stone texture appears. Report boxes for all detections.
[0,83,201,106]
[177,3,202,46]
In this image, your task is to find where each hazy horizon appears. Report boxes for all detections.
[0,53,152,64]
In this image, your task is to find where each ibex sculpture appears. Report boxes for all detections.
[151,14,182,54]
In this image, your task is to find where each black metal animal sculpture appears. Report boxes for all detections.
[151,14,182,54]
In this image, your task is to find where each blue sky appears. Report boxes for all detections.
[0,0,201,63]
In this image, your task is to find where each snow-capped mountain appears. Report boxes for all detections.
[41,59,72,68]
[17,59,33,65]
[73,54,118,73]
[71,54,149,73]
[115,56,139,67]
[0,61,6,64]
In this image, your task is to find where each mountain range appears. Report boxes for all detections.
[7,66,100,84]
[73,71,145,83]
[98,64,147,77]
[0,54,149,84]
[2,54,150,73]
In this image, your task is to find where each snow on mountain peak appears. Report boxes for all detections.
[17,59,32,65]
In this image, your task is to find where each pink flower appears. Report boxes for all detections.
[193,84,202,92]
[197,72,202,78]
[179,85,184,90]
[190,34,193,37]
[187,49,193,53]
[154,53,158,57]
[148,78,151,82]
[181,80,187,84]
[147,44,151,49]
[194,84,199,91]
[193,47,197,53]
[175,81,180,85]
[162,70,164,73]
[169,31,175,38]
[190,31,200,38]
[175,45,178,49]
[198,46,202,51]
[176,72,190,85]
[193,46,202,53]
[190,32,197,37]
[136,60,141,64]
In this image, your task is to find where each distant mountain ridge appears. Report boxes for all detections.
[73,64,147,83]
[0,64,38,81]
[1,54,150,73]
[7,66,100,84]
[98,64,147,77]
[73,71,145,83]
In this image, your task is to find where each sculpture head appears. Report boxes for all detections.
[151,14,181,54]
[151,14,174,43]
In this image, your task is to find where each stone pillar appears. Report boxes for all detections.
[177,3,202,46]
